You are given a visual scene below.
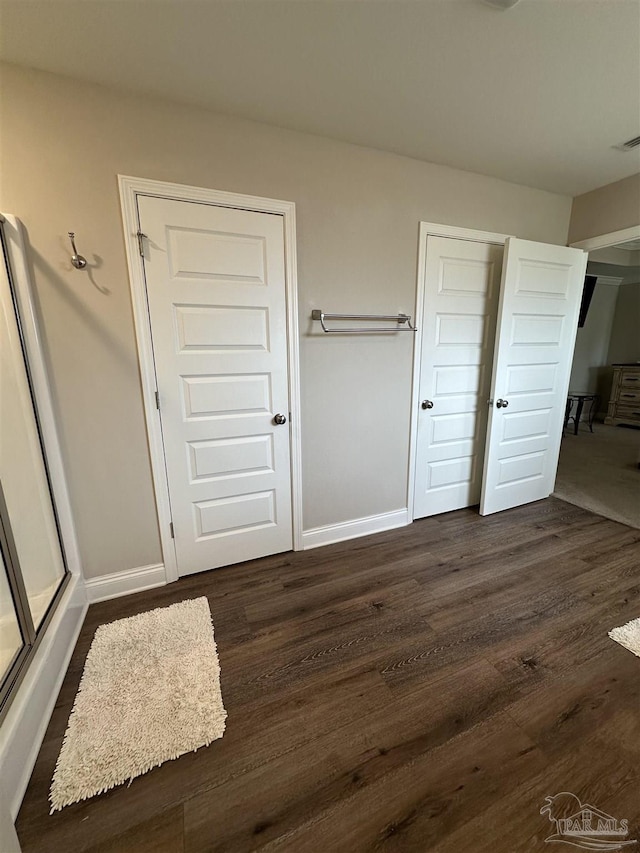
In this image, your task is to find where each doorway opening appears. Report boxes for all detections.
[555,227,640,528]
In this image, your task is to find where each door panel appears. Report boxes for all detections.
[480,238,587,515]
[413,236,503,518]
[137,196,292,576]
[174,305,270,351]
[182,374,271,419]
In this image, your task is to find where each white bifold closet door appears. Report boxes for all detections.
[414,234,586,519]
[479,238,587,515]
[413,236,503,518]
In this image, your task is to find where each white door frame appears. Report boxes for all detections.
[570,224,640,252]
[118,176,303,583]
[407,222,509,521]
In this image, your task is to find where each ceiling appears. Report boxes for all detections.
[616,238,640,251]
[1,0,639,196]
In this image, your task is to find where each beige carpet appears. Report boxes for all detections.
[50,597,227,812]
[609,617,640,658]
[553,423,640,529]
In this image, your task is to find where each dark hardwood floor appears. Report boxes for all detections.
[16,497,640,852]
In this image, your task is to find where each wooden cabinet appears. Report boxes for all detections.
[605,364,640,426]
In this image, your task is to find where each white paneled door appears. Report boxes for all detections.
[480,238,587,515]
[413,236,503,518]
[137,196,293,576]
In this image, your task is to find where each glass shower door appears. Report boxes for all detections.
[0,546,25,689]
[0,275,66,629]
[0,218,69,717]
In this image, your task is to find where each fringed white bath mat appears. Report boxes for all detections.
[609,616,640,659]
[50,597,227,812]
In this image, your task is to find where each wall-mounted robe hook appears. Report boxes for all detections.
[68,232,87,269]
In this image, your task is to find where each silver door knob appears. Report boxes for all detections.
[496,399,509,409]
[421,400,434,410]
[273,413,287,425]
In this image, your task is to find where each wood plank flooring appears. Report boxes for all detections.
[15,497,640,852]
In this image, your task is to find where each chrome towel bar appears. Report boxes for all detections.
[311,309,417,333]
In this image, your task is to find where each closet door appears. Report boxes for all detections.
[413,236,502,518]
[480,238,587,515]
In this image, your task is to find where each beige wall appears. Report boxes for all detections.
[608,282,640,365]
[0,63,573,580]
[568,281,619,408]
[568,173,640,244]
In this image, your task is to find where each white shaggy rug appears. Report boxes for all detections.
[50,597,227,812]
[609,616,640,659]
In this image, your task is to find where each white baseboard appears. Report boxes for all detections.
[302,508,410,550]
[84,563,166,603]
[0,572,87,820]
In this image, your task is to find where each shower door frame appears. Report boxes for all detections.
[0,483,70,716]
[0,214,86,832]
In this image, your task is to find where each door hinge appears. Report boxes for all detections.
[136,230,147,257]
[155,390,160,410]
[170,522,175,539]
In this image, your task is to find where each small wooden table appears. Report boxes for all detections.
[564,393,599,435]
